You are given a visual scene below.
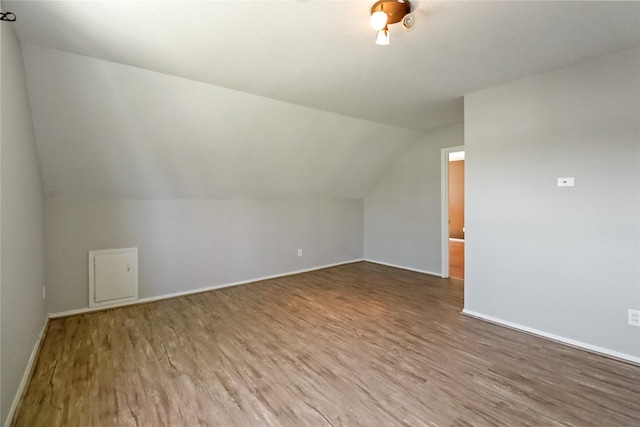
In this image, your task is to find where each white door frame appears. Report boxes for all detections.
[440,145,465,278]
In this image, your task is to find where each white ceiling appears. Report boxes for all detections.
[6,1,640,131]
[3,1,639,200]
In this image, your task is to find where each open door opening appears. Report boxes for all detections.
[440,146,465,279]
[448,152,465,279]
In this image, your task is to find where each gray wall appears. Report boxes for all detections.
[22,44,419,200]
[46,198,363,314]
[464,48,640,358]
[0,24,47,424]
[364,124,464,273]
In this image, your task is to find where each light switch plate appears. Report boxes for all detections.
[629,309,640,327]
[558,177,575,187]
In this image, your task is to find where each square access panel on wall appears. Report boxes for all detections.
[89,247,138,308]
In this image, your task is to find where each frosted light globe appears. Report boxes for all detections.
[370,11,388,31]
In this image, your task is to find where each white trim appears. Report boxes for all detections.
[50,259,365,318]
[440,145,465,279]
[449,238,464,242]
[4,319,49,427]
[462,309,640,366]
[364,259,440,277]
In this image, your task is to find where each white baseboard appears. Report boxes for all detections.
[462,309,640,366]
[49,259,365,319]
[364,259,441,277]
[4,318,49,427]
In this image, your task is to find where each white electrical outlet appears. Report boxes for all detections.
[298,249,302,257]
[629,309,640,327]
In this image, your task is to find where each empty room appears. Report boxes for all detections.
[1,1,639,426]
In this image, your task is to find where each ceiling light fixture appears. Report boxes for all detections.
[370,0,412,46]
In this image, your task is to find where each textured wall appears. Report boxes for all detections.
[46,198,363,314]
[22,45,419,200]
[0,24,47,424]
[364,124,464,274]
[464,48,640,358]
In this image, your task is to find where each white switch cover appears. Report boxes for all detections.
[629,309,640,327]
[557,177,575,187]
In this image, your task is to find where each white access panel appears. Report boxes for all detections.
[89,247,138,308]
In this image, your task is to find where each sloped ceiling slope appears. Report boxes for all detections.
[7,1,640,131]
[23,45,419,199]
[6,1,640,199]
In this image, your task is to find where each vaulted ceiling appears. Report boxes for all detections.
[4,1,639,199]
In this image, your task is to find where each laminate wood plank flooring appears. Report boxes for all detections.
[12,262,640,426]
[449,239,465,279]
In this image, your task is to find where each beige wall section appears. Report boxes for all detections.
[464,48,640,358]
[448,160,464,239]
[46,198,363,314]
[1,24,47,425]
[364,124,464,274]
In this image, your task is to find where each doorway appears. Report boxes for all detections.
[440,146,465,279]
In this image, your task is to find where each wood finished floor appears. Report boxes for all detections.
[13,262,640,426]
[449,239,464,279]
